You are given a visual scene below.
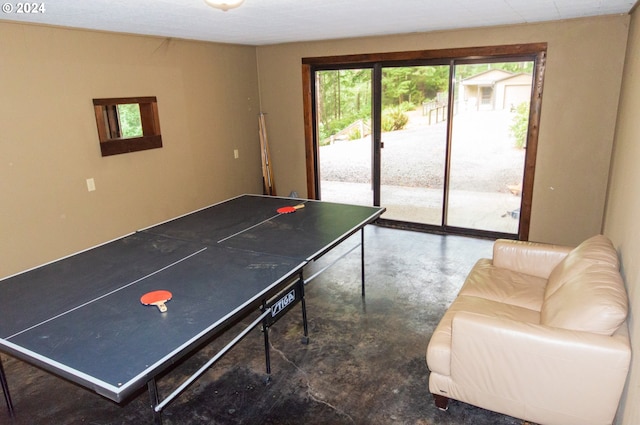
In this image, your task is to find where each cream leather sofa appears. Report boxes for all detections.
[426,235,630,425]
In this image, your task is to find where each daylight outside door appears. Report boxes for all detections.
[317,68,373,207]
[379,65,448,226]
[445,62,533,234]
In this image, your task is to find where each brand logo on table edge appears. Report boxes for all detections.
[271,289,296,317]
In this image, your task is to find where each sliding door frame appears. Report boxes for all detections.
[302,43,547,240]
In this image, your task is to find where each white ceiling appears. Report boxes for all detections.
[0,0,636,46]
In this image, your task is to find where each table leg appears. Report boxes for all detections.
[361,228,366,297]
[261,301,272,383]
[0,357,14,418]
[148,379,162,425]
[299,275,310,345]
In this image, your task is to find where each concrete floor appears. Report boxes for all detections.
[1,227,531,425]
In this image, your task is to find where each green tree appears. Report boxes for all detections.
[509,102,529,148]
[117,103,143,138]
[317,69,372,141]
[318,62,536,140]
[382,67,417,107]
[455,62,534,82]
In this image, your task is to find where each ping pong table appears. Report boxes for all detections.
[0,194,384,423]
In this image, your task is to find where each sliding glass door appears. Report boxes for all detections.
[446,62,533,234]
[304,44,546,239]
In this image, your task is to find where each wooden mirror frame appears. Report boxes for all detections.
[93,96,162,157]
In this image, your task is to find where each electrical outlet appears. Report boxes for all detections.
[86,178,96,192]
[234,149,239,159]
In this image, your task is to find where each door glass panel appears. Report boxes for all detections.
[447,62,534,233]
[317,69,373,206]
[380,65,449,225]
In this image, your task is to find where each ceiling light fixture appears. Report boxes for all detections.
[204,0,245,11]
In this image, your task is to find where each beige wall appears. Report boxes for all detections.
[0,23,262,278]
[256,15,629,246]
[604,6,640,425]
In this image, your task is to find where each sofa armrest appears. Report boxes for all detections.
[451,311,630,425]
[492,239,573,279]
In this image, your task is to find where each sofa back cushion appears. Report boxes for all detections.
[541,235,627,335]
[545,235,619,300]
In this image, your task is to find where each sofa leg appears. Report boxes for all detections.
[433,394,450,411]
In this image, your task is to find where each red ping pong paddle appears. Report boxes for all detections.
[277,203,305,214]
[141,290,172,313]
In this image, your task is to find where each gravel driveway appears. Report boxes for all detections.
[319,109,525,194]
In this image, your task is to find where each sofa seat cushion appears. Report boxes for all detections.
[427,295,540,377]
[458,259,548,311]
